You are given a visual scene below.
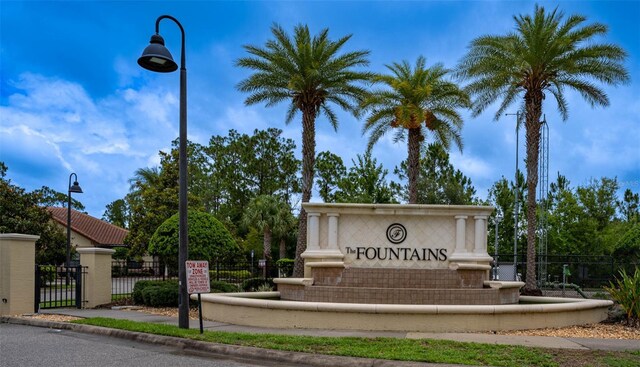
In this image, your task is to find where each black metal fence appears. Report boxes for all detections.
[111,259,279,300]
[494,253,638,289]
[111,261,172,301]
[35,264,86,312]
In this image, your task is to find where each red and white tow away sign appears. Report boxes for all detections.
[186,260,210,294]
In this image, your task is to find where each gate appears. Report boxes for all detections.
[35,265,86,312]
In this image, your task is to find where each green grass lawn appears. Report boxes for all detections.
[71,318,640,367]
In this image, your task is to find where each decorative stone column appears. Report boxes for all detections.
[454,215,467,254]
[327,213,339,251]
[449,214,492,268]
[307,212,321,252]
[0,234,39,316]
[474,215,488,254]
[300,212,344,278]
[77,248,115,308]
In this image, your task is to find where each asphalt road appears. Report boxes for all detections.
[0,323,301,367]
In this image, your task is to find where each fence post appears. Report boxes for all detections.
[75,265,83,309]
[77,248,115,308]
[0,234,39,316]
[34,265,41,313]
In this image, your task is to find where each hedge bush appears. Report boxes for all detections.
[141,282,179,307]
[132,280,178,305]
[242,277,275,292]
[210,280,239,293]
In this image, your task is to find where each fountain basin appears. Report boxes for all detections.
[196,292,612,332]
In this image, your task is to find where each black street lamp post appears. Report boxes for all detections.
[66,173,83,270]
[138,15,189,329]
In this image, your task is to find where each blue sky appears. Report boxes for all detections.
[1,0,639,219]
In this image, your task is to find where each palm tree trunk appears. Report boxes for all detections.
[407,128,421,204]
[279,238,286,260]
[293,108,316,277]
[264,227,272,262]
[523,90,543,294]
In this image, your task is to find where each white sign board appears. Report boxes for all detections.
[186,260,210,294]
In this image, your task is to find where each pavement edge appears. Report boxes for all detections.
[1,316,454,367]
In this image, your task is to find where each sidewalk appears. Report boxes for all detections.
[39,307,639,352]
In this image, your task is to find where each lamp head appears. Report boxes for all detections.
[69,181,83,194]
[138,34,178,73]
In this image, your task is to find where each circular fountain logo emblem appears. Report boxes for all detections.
[386,223,407,244]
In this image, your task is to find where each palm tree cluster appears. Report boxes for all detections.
[236,5,628,282]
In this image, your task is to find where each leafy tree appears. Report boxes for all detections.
[334,153,396,204]
[576,177,619,232]
[31,186,85,211]
[612,223,640,264]
[0,162,66,264]
[618,189,639,223]
[394,143,477,205]
[102,199,130,229]
[547,174,599,256]
[237,23,372,277]
[125,141,204,257]
[486,171,527,261]
[361,56,470,203]
[148,210,240,271]
[315,151,346,203]
[204,128,300,223]
[457,5,629,293]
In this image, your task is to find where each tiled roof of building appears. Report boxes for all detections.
[47,207,129,246]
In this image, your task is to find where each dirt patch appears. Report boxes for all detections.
[19,314,81,322]
[495,322,640,340]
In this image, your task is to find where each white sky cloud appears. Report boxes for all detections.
[1,1,638,217]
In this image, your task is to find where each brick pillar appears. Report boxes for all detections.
[0,233,39,315]
[77,248,115,308]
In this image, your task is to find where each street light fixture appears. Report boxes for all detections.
[67,173,83,269]
[138,15,189,329]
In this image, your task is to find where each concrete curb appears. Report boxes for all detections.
[0,316,463,367]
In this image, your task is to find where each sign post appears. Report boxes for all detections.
[186,260,210,334]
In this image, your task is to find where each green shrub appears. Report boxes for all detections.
[141,282,179,307]
[242,277,274,292]
[276,258,294,277]
[210,280,239,293]
[39,265,57,284]
[132,280,177,305]
[112,247,130,260]
[604,267,640,328]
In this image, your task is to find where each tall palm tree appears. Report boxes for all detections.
[242,195,284,262]
[271,203,297,260]
[457,5,629,293]
[361,56,470,203]
[237,24,371,277]
[128,167,160,191]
